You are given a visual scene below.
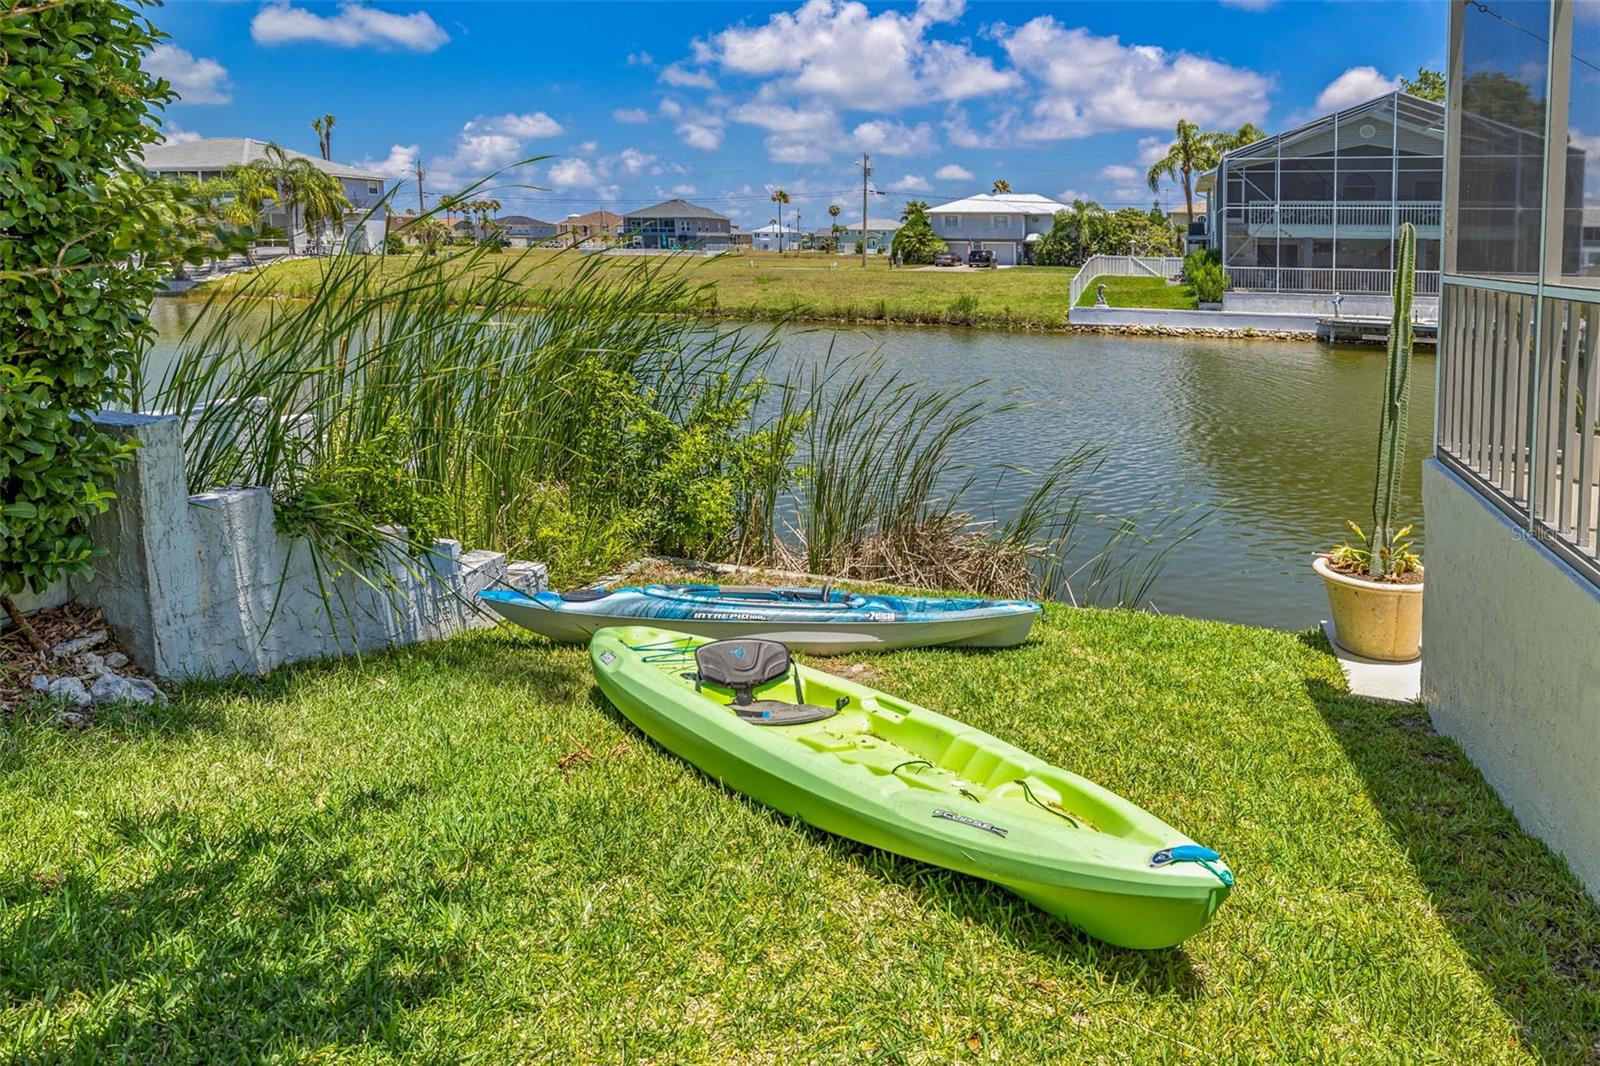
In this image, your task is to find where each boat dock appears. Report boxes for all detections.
[1316,316,1438,347]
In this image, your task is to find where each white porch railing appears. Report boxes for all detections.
[1069,255,1185,306]
[1238,201,1441,230]
[1225,266,1441,296]
[1438,283,1600,582]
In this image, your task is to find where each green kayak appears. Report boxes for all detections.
[589,625,1233,949]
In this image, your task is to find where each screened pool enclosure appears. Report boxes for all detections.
[1200,92,1445,296]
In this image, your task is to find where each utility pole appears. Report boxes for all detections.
[414,159,426,215]
[859,153,871,267]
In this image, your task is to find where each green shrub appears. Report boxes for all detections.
[1183,248,1221,281]
[383,234,405,254]
[1190,260,1228,304]
[0,1,209,602]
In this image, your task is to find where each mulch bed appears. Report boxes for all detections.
[0,604,154,713]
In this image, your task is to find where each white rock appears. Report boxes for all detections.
[88,674,133,705]
[46,676,92,709]
[50,630,108,658]
[125,678,166,704]
[102,651,129,671]
[90,673,165,706]
[30,674,51,693]
[74,651,109,678]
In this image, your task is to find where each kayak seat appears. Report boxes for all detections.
[557,587,611,602]
[694,638,839,728]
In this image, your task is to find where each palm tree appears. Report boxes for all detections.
[1065,198,1105,263]
[828,202,841,242]
[463,197,503,243]
[770,189,790,252]
[1145,119,1212,224]
[991,179,1012,195]
[211,164,281,263]
[900,200,930,223]
[312,113,337,161]
[1215,123,1266,152]
[249,144,348,255]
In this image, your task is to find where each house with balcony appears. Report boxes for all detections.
[750,222,800,251]
[1426,0,1600,902]
[1195,91,1444,318]
[622,199,732,251]
[925,193,1070,265]
[139,137,389,254]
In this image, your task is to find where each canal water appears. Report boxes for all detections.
[145,299,1434,631]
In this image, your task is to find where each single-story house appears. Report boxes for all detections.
[139,137,388,254]
[622,199,732,250]
[925,193,1070,265]
[840,216,901,253]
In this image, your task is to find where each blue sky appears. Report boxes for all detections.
[149,0,1446,227]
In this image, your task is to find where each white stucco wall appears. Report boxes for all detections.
[1420,459,1600,899]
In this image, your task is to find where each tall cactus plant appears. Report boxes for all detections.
[1369,222,1416,579]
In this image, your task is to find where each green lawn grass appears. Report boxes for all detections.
[213,249,1079,329]
[1074,275,1199,310]
[3,610,1597,1062]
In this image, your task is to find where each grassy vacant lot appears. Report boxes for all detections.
[214,249,1078,329]
[1075,275,1199,310]
[3,609,1596,1062]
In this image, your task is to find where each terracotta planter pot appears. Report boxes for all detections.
[1314,555,1423,662]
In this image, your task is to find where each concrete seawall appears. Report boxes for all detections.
[8,413,546,680]
[1068,306,1321,336]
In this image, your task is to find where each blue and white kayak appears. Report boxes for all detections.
[477,584,1042,654]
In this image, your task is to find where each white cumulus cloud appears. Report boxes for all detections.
[765,137,828,164]
[251,2,449,52]
[887,174,932,192]
[358,143,420,180]
[613,108,650,124]
[1001,17,1270,138]
[548,158,599,188]
[1314,66,1402,113]
[661,63,717,89]
[161,121,204,145]
[488,112,564,138]
[934,163,974,181]
[694,0,1019,111]
[851,119,936,156]
[146,44,232,104]
[680,121,725,151]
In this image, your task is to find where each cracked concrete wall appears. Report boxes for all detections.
[63,413,546,681]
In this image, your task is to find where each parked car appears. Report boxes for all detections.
[967,249,996,269]
[932,252,961,267]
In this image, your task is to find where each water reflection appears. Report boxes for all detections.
[147,298,1434,629]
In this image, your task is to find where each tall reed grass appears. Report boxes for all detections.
[142,241,1204,609]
